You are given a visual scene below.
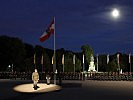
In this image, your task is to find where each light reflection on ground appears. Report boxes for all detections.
[13,83,61,93]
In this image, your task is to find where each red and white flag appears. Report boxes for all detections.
[40,18,55,42]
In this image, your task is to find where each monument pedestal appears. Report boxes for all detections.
[88,54,96,72]
[88,62,96,72]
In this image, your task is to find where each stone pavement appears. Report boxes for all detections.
[0,80,133,100]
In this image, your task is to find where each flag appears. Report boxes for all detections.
[83,54,84,64]
[40,18,55,42]
[117,54,119,64]
[41,54,43,64]
[73,55,75,65]
[107,54,109,64]
[62,54,64,65]
[34,53,36,64]
[129,53,131,63]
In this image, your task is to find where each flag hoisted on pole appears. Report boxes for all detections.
[40,18,55,42]
[53,17,56,84]
[62,54,64,72]
[73,54,76,74]
[97,54,98,72]
[39,17,56,84]
[107,54,109,64]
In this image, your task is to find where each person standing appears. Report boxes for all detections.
[46,74,51,85]
[32,69,39,90]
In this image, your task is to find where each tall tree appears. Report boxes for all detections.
[0,36,26,71]
[98,54,107,72]
[23,43,34,72]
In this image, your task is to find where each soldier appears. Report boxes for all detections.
[46,74,51,85]
[32,69,39,90]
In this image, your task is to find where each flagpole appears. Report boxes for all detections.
[97,54,98,72]
[53,17,56,85]
[39,17,55,81]
[12,64,13,73]
[42,60,43,73]
[117,54,120,74]
[82,54,85,80]
[62,54,64,72]
[130,61,131,75]
[73,55,75,74]
[83,54,84,73]
[129,53,131,75]
[41,54,43,73]
[107,54,109,64]
[74,64,75,74]
[63,63,64,72]
[34,53,36,69]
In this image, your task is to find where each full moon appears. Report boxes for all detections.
[111,8,120,18]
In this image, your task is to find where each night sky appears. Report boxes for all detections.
[0,0,133,54]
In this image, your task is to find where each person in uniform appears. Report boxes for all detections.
[46,74,51,85]
[32,69,39,90]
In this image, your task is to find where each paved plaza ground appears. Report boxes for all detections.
[0,79,133,100]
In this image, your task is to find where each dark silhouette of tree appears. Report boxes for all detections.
[0,36,25,71]
[23,43,34,72]
[98,54,107,72]
[0,36,132,72]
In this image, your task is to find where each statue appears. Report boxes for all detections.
[90,54,94,62]
[88,54,96,72]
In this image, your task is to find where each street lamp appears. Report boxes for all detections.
[8,65,11,68]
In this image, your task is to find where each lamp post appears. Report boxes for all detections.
[12,64,13,73]
[8,65,11,72]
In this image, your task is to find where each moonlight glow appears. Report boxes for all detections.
[111,8,120,18]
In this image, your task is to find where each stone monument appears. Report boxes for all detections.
[88,54,96,72]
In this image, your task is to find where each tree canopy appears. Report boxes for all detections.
[81,44,94,71]
[0,36,132,73]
